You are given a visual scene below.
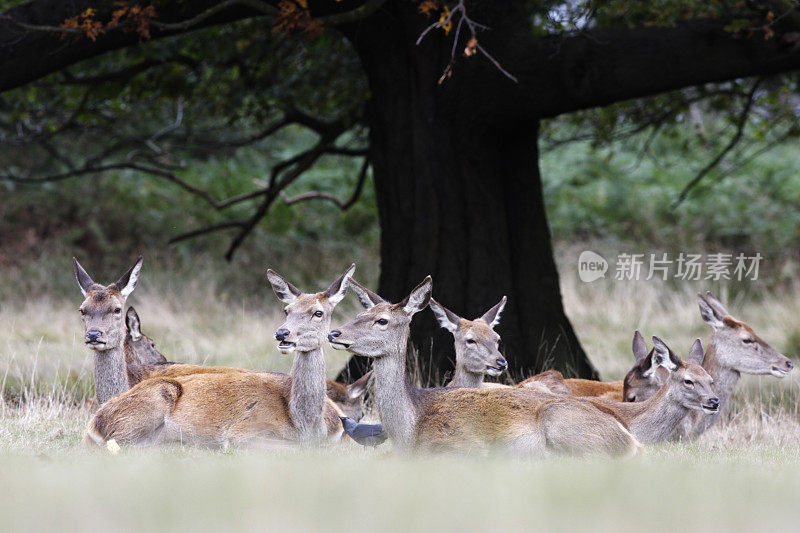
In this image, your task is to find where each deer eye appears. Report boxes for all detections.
[743,338,754,344]
[376,318,388,326]
[684,379,694,386]
[313,311,323,318]
[466,339,476,345]
[114,308,122,315]
[79,308,86,315]
[151,343,156,348]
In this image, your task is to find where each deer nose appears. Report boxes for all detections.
[786,360,794,371]
[86,329,102,342]
[708,397,720,409]
[496,358,508,370]
[328,330,341,342]
[275,328,290,341]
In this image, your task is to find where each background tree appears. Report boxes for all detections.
[2,0,800,382]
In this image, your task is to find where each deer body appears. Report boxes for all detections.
[589,337,718,445]
[519,374,622,399]
[329,278,641,457]
[84,265,356,448]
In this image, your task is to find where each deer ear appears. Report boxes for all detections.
[688,338,704,364]
[480,296,507,328]
[649,336,678,373]
[126,307,142,341]
[116,256,143,299]
[401,276,433,315]
[267,269,302,304]
[346,370,372,399]
[324,264,355,306]
[429,299,460,333]
[348,278,385,310]
[632,330,648,362]
[73,257,96,297]
[704,291,730,318]
[698,293,725,329]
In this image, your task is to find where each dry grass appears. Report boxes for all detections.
[2,254,800,531]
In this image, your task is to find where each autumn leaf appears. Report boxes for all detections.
[464,36,477,57]
[418,0,440,17]
[274,0,323,38]
[439,5,452,34]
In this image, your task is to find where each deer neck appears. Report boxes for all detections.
[371,330,420,450]
[93,341,131,404]
[700,340,740,410]
[450,363,483,388]
[682,340,740,436]
[289,340,328,442]
[626,381,690,445]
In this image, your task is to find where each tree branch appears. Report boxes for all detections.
[674,77,762,205]
[280,156,369,209]
[168,220,247,244]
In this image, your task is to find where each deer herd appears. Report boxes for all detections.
[73,256,794,457]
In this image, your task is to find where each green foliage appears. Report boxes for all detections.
[541,115,800,268]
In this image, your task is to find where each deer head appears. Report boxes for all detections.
[698,291,794,377]
[125,306,165,364]
[73,256,142,353]
[429,296,508,377]
[622,330,670,402]
[267,264,355,354]
[328,276,433,357]
[650,336,719,414]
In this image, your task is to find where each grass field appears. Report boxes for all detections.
[2,252,800,532]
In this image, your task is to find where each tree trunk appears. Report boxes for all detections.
[337,4,598,384]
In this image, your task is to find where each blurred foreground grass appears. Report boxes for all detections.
[3,437,800,532]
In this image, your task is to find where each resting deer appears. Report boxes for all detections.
[428,297,508,388]
[517,331,657,401]
[328,277,641,457]
[74,257,370,419]
[671,291,794,439]
[588,336,718,445]
[84,265,355,447]
[619,292,795,439]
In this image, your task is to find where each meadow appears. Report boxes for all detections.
[2,249,799,532]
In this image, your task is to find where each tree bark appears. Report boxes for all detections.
[337,4,597,383]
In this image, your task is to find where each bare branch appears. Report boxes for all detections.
[416,0,516,84]
[168,220,247,244]
[321,0,388,26]
[280,157,369,209]
[148,0,277,31]
[675,78,763,205]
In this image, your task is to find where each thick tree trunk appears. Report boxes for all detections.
[338,4,597,383]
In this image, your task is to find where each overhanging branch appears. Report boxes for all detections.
[674,77,762,205]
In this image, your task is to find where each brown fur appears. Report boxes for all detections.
[517,372,623,400]
[414,387,638,456]
[123,310,369,420]
[85,373,344,447]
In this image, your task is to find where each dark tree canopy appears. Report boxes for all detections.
[2,0,800,383]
